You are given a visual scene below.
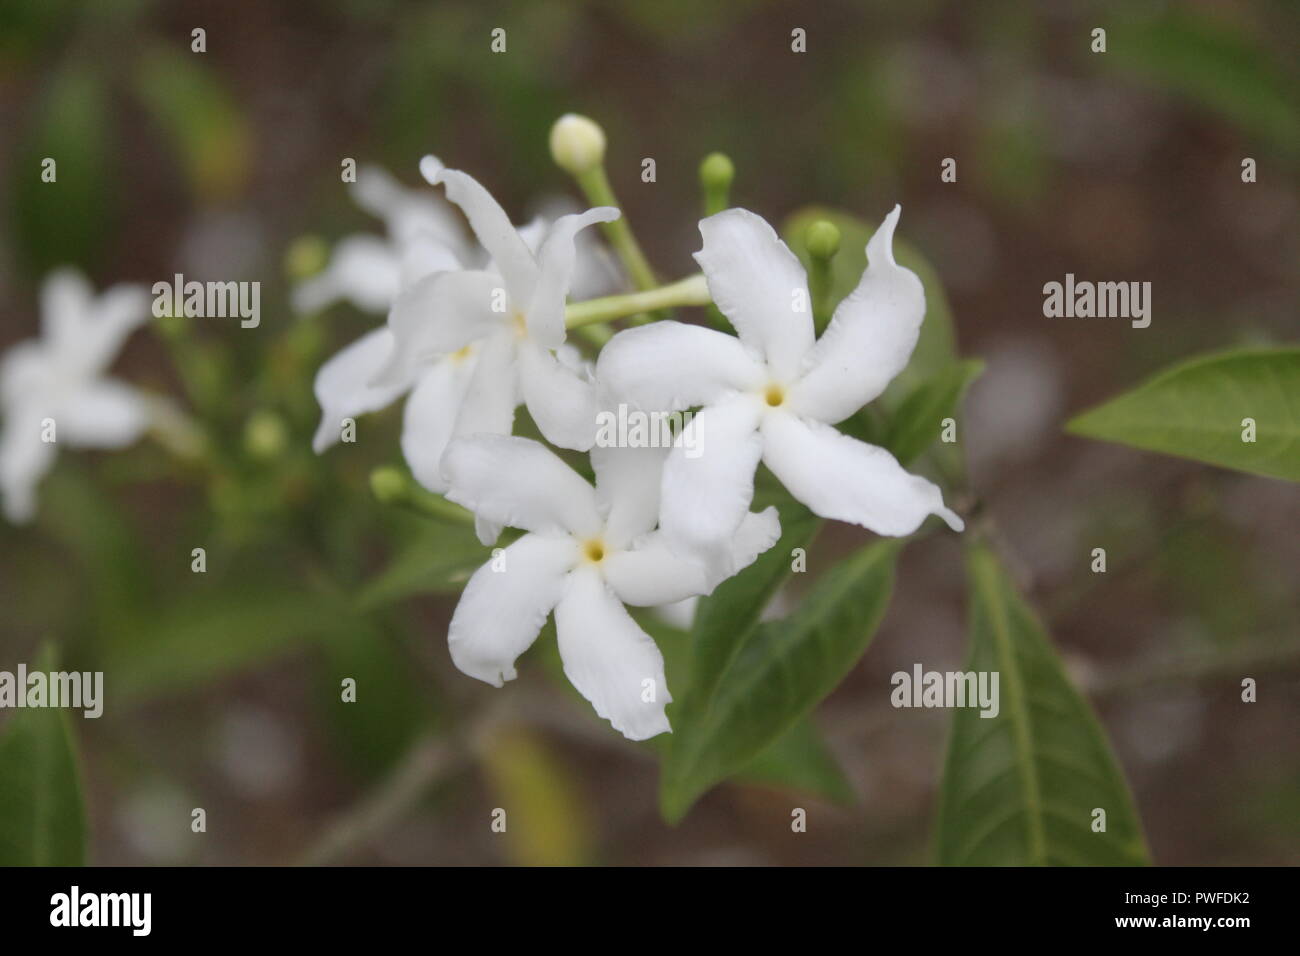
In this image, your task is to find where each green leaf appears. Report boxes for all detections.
[354,522,488,610]
[108,586,341,705]
[736,717,854,805]
[134,46,252,202]
[318,618,432,778]
[10,64,113,273]
[1066,347,1300,483]
[0,643,87,865]
[882,359,985,467]
[661,537,899,823]
[935,544,1149,866]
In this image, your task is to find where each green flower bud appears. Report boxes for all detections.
[699,152,735,192]
[369,466,407,505]
[284,235,329,281]
[805,220,841,261]
[243,410,288,459]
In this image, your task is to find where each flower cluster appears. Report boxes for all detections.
[303,117,963,740]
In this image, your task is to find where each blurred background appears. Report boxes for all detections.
[0,0,1297,865]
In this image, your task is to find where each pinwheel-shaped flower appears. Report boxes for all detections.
[441,435,780,740]
[307,160,617,532]
[597,206,963,572]
[1,270,151,523]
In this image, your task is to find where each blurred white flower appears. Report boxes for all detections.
[0,270,151,523]
[598,206,963,574]
[441,435,779,740]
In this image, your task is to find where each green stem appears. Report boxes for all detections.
[575,166,657,292]
[564,275,710,330]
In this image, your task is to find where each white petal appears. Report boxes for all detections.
[397,232,464,289]
[659,392,765,574]
[420,156,538,304]
[451,329,518,440]
[313,328,411,453]
[602,534,710,607]
[379,269,503,386]
[1,341,53,407]
[595,321,765,412]
[591,443,667,549]
[713,505,782,589]
[292,236,401,314]
[474,513,504,547]
[449,533,577,686]
[555,565,671,740]
[517,339,598,451]
[400,355,478,494]
[81,284,151,376]
[40,269,94,347]
[693,209,815,381]
[442,434,601,538]
[761,411,963,535]
[0,404,57,524]
[60,380,150,448]
[787,206,926,424]
[525,206,619,348]
[354,165,466,252]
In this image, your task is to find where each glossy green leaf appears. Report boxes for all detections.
[935,544,1149,866]
[661,537,899,823]
[1067,347,1300,483]
[0,643,87,866]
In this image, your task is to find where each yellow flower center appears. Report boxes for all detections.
[450,344,474,363]
[512,311,528,337]
[582,538,606,563]
[763,383,786,407]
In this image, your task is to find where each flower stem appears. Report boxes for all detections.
[575,166,657,293]
[564,274,711,330]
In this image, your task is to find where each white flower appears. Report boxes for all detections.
[306,161,619,545]
[597,206,964,572]
[0,269,151,523]
[292,165,468,315]
[440,434,780,740]
[373,156,618,468]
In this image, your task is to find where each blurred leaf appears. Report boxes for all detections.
[354,521,488,610]
[134,47,252,202]
[0,643,87,866]
[881,358,985,467]
[318,617,430,778]
[108,585,340,704]
[1067,347,1300,483]
[10,64,113,273]
[1108,9,1300,157]
[737,717,854,805]
[661,537,899,823]
[935,543,1149,865]
[478,725,592,866]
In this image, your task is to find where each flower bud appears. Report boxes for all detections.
[805,220,841,261]
[549,114,606,177]
[699,152,735,192]
[369,466,407,505]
